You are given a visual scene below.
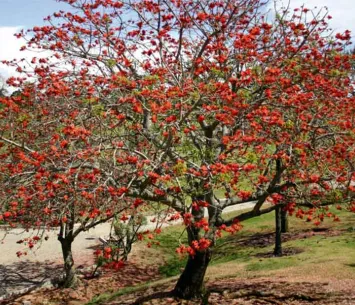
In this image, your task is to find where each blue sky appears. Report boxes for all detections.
[0,0,70,27]
[0,0,354,78]
[0,0,353,30]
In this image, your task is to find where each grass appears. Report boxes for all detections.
[153,224,188,277]
[246,256,300,272]
[211,207,355,278]
[159,257,186,277]
[88,205,355,304]
[155,205,355,277]
[86,279,168,305]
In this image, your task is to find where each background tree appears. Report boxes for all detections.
[0,75,8,97]
[0,70,147,286]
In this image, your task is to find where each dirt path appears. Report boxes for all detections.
[0,201,255,299]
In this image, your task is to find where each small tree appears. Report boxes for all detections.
[0,75,8,97]
[0,76,141,286]
[112,213,147,260]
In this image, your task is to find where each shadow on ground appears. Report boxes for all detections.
[226,227,342,249]
[106,278,355,305]
[0,260,60,297]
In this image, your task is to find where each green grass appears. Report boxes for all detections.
[246,256,300,272]
[154,210,276,277]
[88,205,355,304]
[152,224,188,277]
[159,257,187,277]
[154,205,355,277]
[86,280,160,305]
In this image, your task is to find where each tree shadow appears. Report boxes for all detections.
[226,227,340,249]
[131,291,174,305]
[254,246,304,258]
[102,277,355,305]
[0,260,60,298]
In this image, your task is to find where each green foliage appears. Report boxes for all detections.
[82,97,97,104]
[172,162,187,176]
[284,119,294,129]
[245,151,258,163]
[189,90,200,101]
[16,113,30,123]
[210,67,225,78]
[325,189,344,202]
[92,103,105,116]
[106,58,116,68]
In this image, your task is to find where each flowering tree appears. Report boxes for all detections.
[1,0,355,298]
[0,75,141,286]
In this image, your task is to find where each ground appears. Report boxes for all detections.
[2,206,355,305]
[102,277,355,305]
[0,202,253,299]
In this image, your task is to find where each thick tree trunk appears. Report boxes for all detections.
[173,249,211,299]
[173,194,212,299]
[281,208,289,233]
[60,237,78,288]
[274,205,282,256]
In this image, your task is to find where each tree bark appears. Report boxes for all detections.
[274,205,282,256]
[60,236,78,288]
[173,194,212,299]
[173,249,211,299]
[281,208,289,233]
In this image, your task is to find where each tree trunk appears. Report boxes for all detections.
[274,205,282,256]
[173,194,212,299]
[173,249,211,299]
[281,208,289,233]
[60,237,78,288]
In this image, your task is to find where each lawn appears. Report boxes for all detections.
[12,205,355,305]
[155,206,355,278]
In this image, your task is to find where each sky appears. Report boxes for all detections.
[0,0,354,79]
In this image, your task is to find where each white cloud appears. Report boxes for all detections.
[275,0,355,37]
[0,26,27,78]
[0,26,61,91]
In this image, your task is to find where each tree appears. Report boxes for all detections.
[0,64,156,286]
[0,78,136,286]
[0,76,8,97]
[1,0,355,298]
[272,204,288,256]
[281,208,289,233]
